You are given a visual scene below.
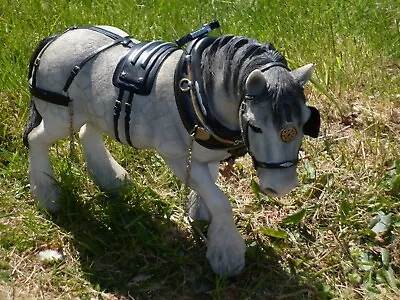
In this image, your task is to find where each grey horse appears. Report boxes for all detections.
[24,24,320,276]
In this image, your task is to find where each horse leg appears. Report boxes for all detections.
[187,162,219,222]
[163,157,246,276]
[79,123,130,191]
[26,117,70,212]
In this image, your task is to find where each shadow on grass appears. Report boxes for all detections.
[50,180,330,299]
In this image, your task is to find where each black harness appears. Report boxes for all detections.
[173,21,320,169]
[111,40,177,145]
[29,26,135,107]
[29,26,178,147]
[174,38,309,169]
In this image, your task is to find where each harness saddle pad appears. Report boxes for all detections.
[113,41,178,95]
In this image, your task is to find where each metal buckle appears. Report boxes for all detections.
[191,125,210,141]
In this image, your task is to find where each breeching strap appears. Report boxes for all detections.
[63,36,132,93]
[29,26,133,107]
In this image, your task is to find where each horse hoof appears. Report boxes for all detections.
[206,220,246,276]
[32,185,63,213]
[36,198,62,213]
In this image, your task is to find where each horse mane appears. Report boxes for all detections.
[201,35,304,128]
[201,34,289,100]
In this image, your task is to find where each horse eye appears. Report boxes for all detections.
[249,123,263,133]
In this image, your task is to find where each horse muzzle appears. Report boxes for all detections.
[257,166,299,198]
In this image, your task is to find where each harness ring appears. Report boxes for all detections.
[179,78,191,92]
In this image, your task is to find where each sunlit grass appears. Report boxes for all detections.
[0,0,399,298]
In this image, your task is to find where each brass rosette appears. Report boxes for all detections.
[280,125,297,143]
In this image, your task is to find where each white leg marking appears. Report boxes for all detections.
[79,124,130,191]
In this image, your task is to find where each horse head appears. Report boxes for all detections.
[240,63,320,197]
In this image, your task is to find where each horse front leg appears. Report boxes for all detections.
[186,162,219,222]
[164,157,246,276]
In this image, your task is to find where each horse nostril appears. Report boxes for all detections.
[264,188,278,196]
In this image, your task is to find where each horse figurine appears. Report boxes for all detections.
[24,22,321,276]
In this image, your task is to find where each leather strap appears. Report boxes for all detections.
[63,36,131,93]
[252,157,298,169]
[65,26,128,41]
[124,91,134,147]
[113,89,124,142]
[29,86,71,107]
[259,61,290,72]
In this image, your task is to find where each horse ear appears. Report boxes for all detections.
[245,69,266,96]
[291,63,314,87]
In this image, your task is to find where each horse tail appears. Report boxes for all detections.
[24,34,59,148]
[23,99,42,148]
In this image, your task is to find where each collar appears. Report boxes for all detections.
[174,36,246,156]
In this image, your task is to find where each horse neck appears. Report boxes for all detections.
[201,67,242,131]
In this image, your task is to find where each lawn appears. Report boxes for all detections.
[0,0,399,299]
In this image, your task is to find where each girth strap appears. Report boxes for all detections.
[111,40,178,147]
[124,91,134,147]
[113,89,124,142]
[112,89,135,147]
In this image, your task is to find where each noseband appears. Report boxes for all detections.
[239,62,299,170]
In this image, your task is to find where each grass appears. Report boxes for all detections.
[1,0,399,299]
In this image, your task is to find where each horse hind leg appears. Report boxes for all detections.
[79,123,130,192]
[24,99,71,212]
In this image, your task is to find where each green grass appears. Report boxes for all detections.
[1,0,399,299]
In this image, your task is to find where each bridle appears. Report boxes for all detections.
[238,61,299,170]
[174,22,320,170]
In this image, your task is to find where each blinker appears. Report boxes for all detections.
[280,125,297,143]
[303,106,321,138]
